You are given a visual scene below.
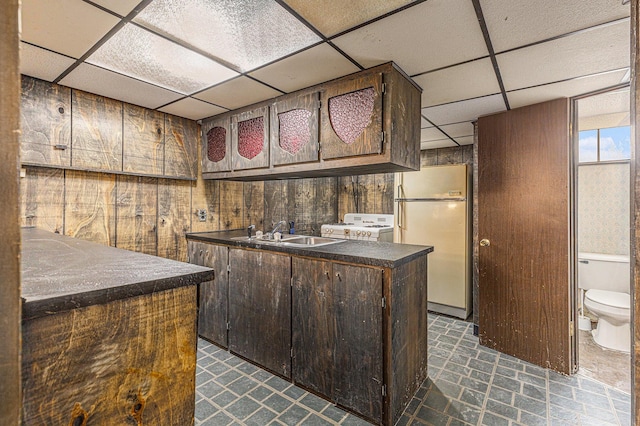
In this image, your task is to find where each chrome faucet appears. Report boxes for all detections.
[267,220,287,239]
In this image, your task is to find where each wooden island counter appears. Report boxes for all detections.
[21,228,214,425]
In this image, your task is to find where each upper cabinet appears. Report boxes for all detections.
[20,77,71,168]
[271,91,320,166]
[19,76,199,180]
[202,115,232,173]
[200,62,421,180]
[320,71,383,160]
[232,106,270,171]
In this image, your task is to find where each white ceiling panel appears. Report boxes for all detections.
[19,42,75,82]
[497,21,630,91]
[422,94,506,125]
[90,0,140,16]
[454,136,474,145]
[421,127,447,142]
[413,58,500,108]
[20,0,120,58]
[248,43,359,93]
[134,0,321,72]
[159,98,228,121]
[421,139,457,150]
[331,0,488,75]
[421,117,434,128]
[195,77,282,110]
[59,63,183,109]
[440,122,474,138]
[578,88,630,119]
[481,0,629,53]
[86,24,238,95]
[507,69,628,109]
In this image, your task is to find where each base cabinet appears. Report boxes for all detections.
[188,241,229,348]
[229,249,291,378]
[292,258,383,420]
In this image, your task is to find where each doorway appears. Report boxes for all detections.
[573,85,631,395]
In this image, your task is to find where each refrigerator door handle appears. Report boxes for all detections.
[397,199,403,229]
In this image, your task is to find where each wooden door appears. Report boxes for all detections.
[201,115,232,173]
[333,263,383,420]
[20,76,71,167]
[228,249,291,377]
[271,91,320,166]
[477,98,573,374]
[320,71,383,160]
[291,258,334,396]
[188,242,229,348]
[231,106,269,171]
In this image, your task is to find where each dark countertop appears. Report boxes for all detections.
[21,228,214,320]
[186,230,433,268]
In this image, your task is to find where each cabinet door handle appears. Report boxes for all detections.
[335,272,341,281]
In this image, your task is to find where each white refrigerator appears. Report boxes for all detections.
[394,164,472,319]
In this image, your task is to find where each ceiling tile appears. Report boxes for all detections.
[422,94,506,125]
[19,42,75,82]
[59,63,183,109]
[159,98,228,121]
[421,117,434,128]
[331,0,488,75]
[86,24,238,95]
[497,21,630,91]
[90,0,140,16]
[248,43,360,93]
[454,136,474,145]
[507,69,628,109]
[413,58,500,108]
[578,87,629,119]
[20,0,120,58]
[480,0,630,53]
[283,0,415,37]
[194,77,282,110]
[440,122,475,138]
[421,127,447,142]
[133,0,321,72]
[421,139,457,150]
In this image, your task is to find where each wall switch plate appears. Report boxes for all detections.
[20,168,26,178]
[196,209,207,222]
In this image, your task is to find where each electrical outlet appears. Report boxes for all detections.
[196,209,207,222]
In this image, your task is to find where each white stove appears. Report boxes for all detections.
[321,213,394,242]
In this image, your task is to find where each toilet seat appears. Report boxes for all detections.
[585,289,629,309]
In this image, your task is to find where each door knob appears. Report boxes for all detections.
[480,239,490,247]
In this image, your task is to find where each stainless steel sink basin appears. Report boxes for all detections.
[231,234,344,247]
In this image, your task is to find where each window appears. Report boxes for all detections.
[578,126,630,163]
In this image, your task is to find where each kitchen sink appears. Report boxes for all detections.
[231,234,344,247]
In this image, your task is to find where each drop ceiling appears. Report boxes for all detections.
[19,0,631,150]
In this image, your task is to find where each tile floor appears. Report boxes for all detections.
[578,329,631,393]
[195,313,631,425]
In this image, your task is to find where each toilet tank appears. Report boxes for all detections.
[578,252,630,294]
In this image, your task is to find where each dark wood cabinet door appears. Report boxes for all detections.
[165,114,199,179]
[72,89,122,171]
[232,106,269,170]
[333,263,383,421]
[271,91,320,166]
[228,249,291,377]
[123,104,164,175]
[188,242,229,348]
[202,115,232,173]
[291,257,334,396]
[320,71,383,160]
[20,76,71,167]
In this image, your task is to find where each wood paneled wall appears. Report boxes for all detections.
[632,0,639,421]
[19,82,396,262]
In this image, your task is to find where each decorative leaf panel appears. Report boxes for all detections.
[271,91,319,166]
[279,109,312,155]
[237,117,264,160]
[328,87,375,145]
[207,126,227,163]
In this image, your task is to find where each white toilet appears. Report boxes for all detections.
[578,252,630,353]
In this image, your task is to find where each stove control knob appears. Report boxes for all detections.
[367,231,372,236]
[328,228,333,234]
[356,230,361,236]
